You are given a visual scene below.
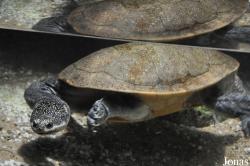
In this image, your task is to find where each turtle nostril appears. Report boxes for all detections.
[46,123,53,129]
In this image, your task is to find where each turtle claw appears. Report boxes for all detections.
[241,116,250,138]
[212,113,220,126]
[87,120,98,133]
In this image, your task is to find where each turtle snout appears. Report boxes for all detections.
[31,119,54,134]
[31,120,44,133]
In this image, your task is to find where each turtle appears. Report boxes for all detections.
[33,0,249,42]
[24,42,250,137]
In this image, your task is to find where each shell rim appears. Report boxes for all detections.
[59,60,240,96]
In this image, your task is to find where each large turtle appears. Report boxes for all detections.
[24,42,250,137]
[34,0,248,41]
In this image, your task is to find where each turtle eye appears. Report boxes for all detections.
[41,86,50,93]
[46,123,53,129]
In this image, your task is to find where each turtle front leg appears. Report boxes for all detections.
[87,95,152,130]
[24,77,71,134]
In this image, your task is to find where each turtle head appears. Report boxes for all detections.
[30,96,71,134]
[87,98,109,130]
[215,92,250,116]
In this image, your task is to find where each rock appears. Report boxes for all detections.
[244,147,250,155]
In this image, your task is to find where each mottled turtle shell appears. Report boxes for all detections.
[59,42,239,95]
[59,43,239,119]
[67,0,248,41]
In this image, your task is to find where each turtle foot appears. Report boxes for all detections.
[87,99,109,130]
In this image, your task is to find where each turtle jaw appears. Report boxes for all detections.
[31,118,68,134]
[87,98,110,130]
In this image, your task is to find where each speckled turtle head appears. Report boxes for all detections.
[67,0,248,41]
[30,97,70,134]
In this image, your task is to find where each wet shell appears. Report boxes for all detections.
[68,0,248,41]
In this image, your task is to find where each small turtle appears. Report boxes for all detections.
[33,0,248,41]
[24,42,250,137]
